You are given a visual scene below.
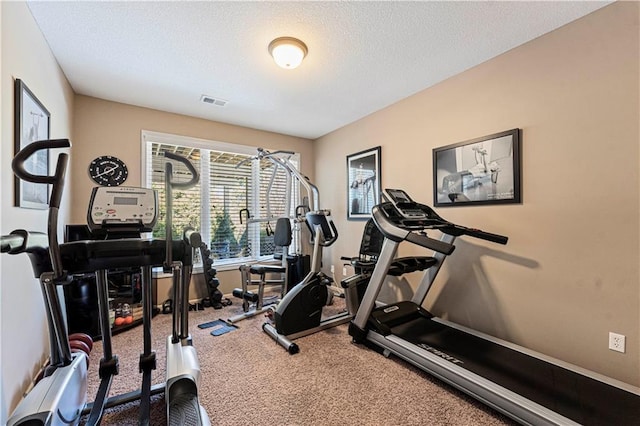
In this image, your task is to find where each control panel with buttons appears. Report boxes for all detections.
[88,186,158,231]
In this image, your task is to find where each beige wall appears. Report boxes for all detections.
[1,2,75,420]
[72,96,314,295]
[315,2,639,386]
[2,1,638,420]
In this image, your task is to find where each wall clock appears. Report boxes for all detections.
[88,155,129,186]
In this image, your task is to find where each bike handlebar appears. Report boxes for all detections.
[322,219,339,247]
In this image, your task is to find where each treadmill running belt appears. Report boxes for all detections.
[389,315,639,425]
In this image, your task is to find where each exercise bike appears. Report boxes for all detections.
[263,210,354,354]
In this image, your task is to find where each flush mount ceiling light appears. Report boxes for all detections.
[268,37,308,70]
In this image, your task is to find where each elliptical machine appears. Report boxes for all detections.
[4,140,210,425]
[161,152,210,425]
[4,139,89,426]
[78,151,209,425]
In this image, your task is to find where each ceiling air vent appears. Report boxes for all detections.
[200,95,228,107]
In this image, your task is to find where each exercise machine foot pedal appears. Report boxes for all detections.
[168,392,201,426]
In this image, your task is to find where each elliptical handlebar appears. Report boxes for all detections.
[163,151,199,188]
[163,151,199,269]
[12,139,71,279]
[183,227,202,248]
[12,139,70,209]
[1,233,26,253]
[1,230,49,254]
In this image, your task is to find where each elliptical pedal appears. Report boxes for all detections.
[168,392,202,426]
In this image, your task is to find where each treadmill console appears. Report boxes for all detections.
[88,186,158,232]
[384,189,427,220]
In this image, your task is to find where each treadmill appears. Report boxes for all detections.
[349,188,640,426]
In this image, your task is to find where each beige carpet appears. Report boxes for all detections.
[86,296,515,425]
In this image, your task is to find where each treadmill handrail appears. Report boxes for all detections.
[405,232,455,255]
[374,200,508,247]
[439,224,508,245]
[372,205,455,254]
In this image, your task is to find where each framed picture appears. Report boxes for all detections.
[433,129,521,207]
[14,79,51,209]
[347,146,381,220]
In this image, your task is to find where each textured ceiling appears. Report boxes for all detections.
[27,1,610,139]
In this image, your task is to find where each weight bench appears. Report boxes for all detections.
[228,218,292,324]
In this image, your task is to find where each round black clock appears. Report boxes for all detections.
[88,155,129,186]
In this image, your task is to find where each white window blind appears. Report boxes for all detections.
[142,131,299,267]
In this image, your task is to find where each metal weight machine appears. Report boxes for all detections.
[228,148,314,323]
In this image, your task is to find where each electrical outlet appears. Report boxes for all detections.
[343,266,348,276]
[609,332,626,353]
[330,264,335,274]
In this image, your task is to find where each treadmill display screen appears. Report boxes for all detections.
[386,189,411,204]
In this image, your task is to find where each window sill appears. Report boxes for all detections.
[151,257,279,278]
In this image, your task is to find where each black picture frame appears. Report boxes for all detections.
[14,79,51,209]
[347,146,381,220]
[433,129,521,207]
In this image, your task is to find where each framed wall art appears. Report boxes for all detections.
[433,129,521,207]
[347,146,381,220]
[14,79,51,209]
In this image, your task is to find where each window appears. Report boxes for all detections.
[142,131,300,268]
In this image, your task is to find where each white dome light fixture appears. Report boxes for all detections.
[268,37,308,70]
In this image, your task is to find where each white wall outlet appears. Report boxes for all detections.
[343,266,348,276]
[330,264,335,274]
[608,332,626,353]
